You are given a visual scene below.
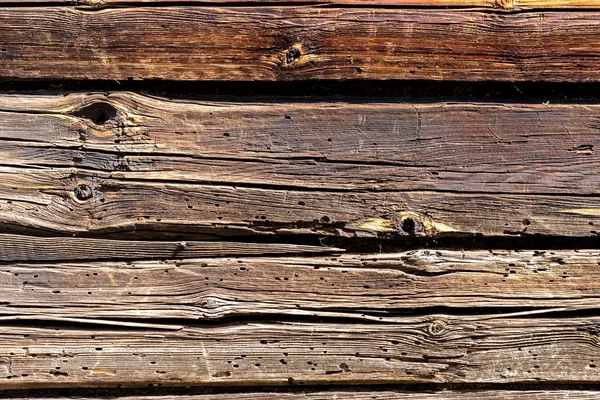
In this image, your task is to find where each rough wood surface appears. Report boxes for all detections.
[11,165,600,237]
[1,8,600,81]
[2,249,600,320]
[3,238,600,388]
[2,2,600,397]
[3,317,600,387]
[0,234,338,262]
[16,391,600,399]
[1,92,600,237]
[6,0,600,9]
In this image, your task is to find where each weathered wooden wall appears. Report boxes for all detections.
[1,0,600,398]
[1,93,600,393]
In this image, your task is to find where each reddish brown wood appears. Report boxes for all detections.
[2,0,599,10]
[1,8,600,81]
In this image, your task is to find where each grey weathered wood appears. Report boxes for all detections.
[3,316,600,387]
[2,249,600,320]
[1,93,600,237]
[1,8,600,81]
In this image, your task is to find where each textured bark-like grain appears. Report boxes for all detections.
[4,92,600,195]
[6,166,600,237]
[3,249,600,320]
[1,0,599,9]
[3,317,600,387]
[1,93,600,237]
[1,8,600,81]
[0,234,338,261]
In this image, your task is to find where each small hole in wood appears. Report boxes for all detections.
[72,102,117,125]
[401,218,416,235]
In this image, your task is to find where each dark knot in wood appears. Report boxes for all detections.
[285,47,301,64]
[74,184,93,201]
[428,320,446,336]
[401,217,416,235]
[72,102,117,125]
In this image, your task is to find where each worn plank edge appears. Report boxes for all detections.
[8,390,600,399]
[5,0,600,11]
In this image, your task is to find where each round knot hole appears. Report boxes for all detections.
[428,320,446,336]
[401,217,416,235]
[285,47,301,64]
[74,184,93,201]
[72,102,118,125]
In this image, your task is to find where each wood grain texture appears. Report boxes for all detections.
[1,8,600,81]
[10,165,600,237]
[1,0,595,9]
[2,0,599,10]
[6,92,600,195]
[1,92,600,237]
[0,234,338,261]
[3,317,600,387]
[15,391,600,399]
[2,249,600,320]
[3,3,600,396]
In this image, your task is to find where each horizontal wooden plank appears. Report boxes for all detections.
[1,8,600,81]
[0,234,338,261]
[2,249,600,320]
[14,391,600,399]
[6,165,600,237]
[1,92,600,237]
[4,92,600,195]
[3,316,600,387]
[7,0,600,9]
